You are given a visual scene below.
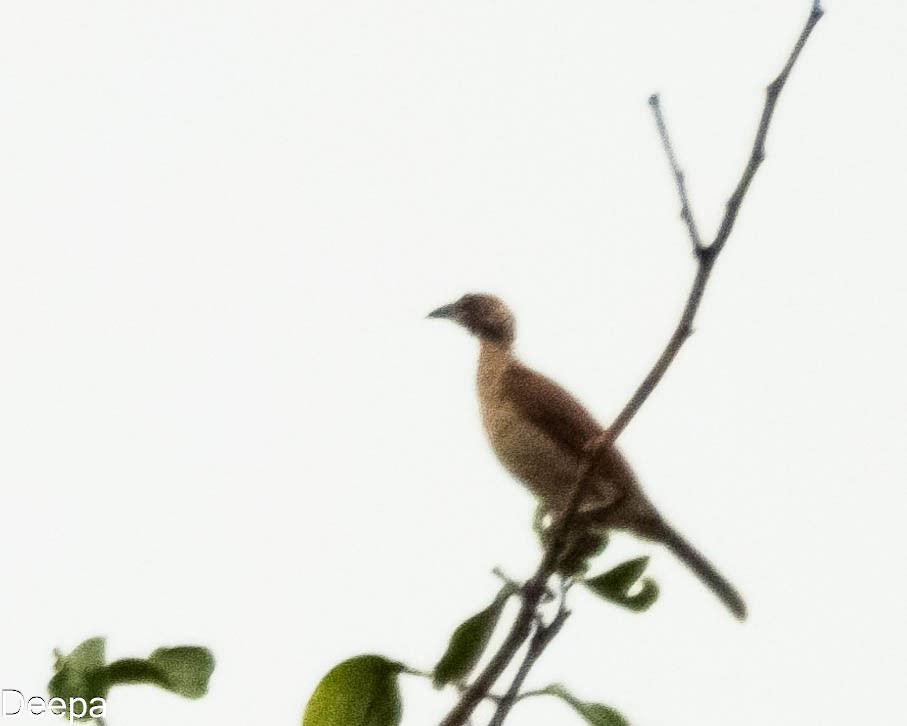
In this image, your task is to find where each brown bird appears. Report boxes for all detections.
[429,292,746,620]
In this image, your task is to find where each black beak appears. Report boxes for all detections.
[427,302,458,320]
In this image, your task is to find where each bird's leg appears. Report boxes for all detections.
[571,482,626,528]
[532,503,551,537]
[572,504,616,528]
[548,482,627,573]
[494,566,555,602]
[559,571,577,593]
[521,577,556,603]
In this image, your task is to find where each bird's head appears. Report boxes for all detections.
[428,293,516,346]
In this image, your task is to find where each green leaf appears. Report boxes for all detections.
[105,647,215,698]
[147,646,216,698]
[49,638,216,722]
[584,557,659,612]
[302,655,403,726]
[57,637,106,672]
[48,638,111,720]
[590,557,648,593]
[545,684,630,726]
[104,658,170,689]
[432,587,513,688]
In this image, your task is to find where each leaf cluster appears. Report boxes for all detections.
[48,637,215,722]
[302,547,658,726]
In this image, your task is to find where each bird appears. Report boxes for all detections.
[428,292,746,620]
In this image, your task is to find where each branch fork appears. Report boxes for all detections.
[439,4,823,724]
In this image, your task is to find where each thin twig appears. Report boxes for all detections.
[439,449,603,726]
[437,578,549,725]
[514,687,554,703]
[487,589,572,725]
[609,0,824,442]
[440,462,598,726]
[648,95,704,253]
[711,0,825,259]
[492,567,554,602]
[437,4,823,724]
[404,667,508,705]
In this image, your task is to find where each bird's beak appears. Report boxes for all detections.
[427,302,458,320]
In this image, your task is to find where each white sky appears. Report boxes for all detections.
[2,1,905,725]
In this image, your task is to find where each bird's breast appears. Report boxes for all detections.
[479,395,583,511]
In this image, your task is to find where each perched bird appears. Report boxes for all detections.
[428,292,746,620]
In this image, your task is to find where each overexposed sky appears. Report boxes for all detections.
[2,1,905,724]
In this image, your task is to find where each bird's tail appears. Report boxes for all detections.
[648,519,747,621]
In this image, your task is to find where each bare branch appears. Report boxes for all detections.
[439,438,603,726]
[648,94,704,254]
[488,590,571,725]
[438,4,823,724]
[711,0,824,258]
[610,0,824,441]
[438,577,551,726]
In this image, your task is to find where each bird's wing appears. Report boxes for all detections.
[500,362,604,458]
